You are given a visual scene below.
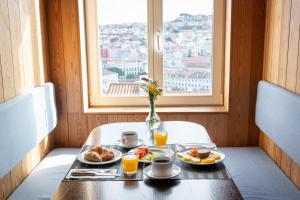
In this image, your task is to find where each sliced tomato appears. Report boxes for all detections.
[137,146,149,154]
[135,149,146,159]
[189,148,198,157]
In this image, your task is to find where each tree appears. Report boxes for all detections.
[108,67,124,77]
[188,49,192,57]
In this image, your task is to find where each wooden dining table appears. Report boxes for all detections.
[52,121,242,200]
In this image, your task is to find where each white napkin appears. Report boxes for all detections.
[66,169,118,179]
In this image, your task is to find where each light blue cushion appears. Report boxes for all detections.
[8,148,80,200]
[256,80,300,165]
[220,147,300,200]
[0,94,37,178]
[0,83,57,178]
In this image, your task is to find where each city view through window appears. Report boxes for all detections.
[98,0,213,96]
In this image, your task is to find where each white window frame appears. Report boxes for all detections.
[80,0,228,108]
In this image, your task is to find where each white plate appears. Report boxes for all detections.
[114,139,144,149]
[77,148,122,165]
[128,146,174,163]
[143,165,181,179]
[177,150,225,166]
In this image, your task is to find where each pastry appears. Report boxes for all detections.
[84,151,102,162]
[100,151,115,161]
[90,146,104,154]
[84,146,115,162]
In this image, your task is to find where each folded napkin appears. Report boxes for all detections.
[66,169,118,180]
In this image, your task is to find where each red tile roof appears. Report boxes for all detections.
[107,83,141,96]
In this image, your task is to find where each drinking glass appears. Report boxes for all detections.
[122,153,138,175]
[153,130,168,147]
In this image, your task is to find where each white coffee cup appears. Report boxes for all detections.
[151,155,173,177]
[121,131,138,147]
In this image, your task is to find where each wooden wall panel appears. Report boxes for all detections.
[46,0,266,148]
[261,0,300,189]
[8,0,24,95]
[0,0,55,199]
[47,0,70,148]
[0,0,16,100]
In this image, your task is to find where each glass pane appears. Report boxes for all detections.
[98,0,148,96]
[163,0,213,96]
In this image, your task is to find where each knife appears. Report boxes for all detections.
[71,172,120,177]
[176,143,217,152]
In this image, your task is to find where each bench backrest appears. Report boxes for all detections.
[256,80,300,165]
[0,83,57,178]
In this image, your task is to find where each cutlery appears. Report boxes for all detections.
[75,169,115,173]
[71,171,120,177]
[176,143,217,152]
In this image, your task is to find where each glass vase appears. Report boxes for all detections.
[145,99,161,132]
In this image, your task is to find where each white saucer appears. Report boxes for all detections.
[143,165,181,179]
[114,139,143,148]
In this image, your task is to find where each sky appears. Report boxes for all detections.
[98,0,213,25]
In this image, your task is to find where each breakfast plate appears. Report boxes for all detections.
[114,139,144,149]
[143,165,181,179]
[177,150,225,166]
[128,146,174,163]
[77,148,122,165]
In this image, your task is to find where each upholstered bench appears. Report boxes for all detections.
[8,148,80,200]
[220,81,300,199]
[0,83,81,199]
[220,147,300,200]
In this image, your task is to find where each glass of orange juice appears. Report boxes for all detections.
[122,153,138,176]
[154,130,168,147]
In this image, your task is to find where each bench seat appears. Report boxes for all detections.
[8,148,80,200]
[220,147,300,200]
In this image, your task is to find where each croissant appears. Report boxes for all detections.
[84,151,102,162]
[100,151,115,161]
[90,146,104,154]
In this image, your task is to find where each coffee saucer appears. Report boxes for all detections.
[143,165,181,179]
[115,139,143,149]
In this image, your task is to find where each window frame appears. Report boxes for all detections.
[80,0,229,108]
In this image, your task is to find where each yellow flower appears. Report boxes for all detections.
[148,86,156,94]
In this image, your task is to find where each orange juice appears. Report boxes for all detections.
[154,131,168,147]
[122,154,138,175]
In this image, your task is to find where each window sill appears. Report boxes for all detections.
[84,105,229,114]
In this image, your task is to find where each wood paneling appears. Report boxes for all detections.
[0,0,55,199]
[261,0,300,189]
[46,0,266,148]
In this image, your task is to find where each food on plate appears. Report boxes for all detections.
[84,145,115,162]
[90,146,104,154]
[136,149,147,159]
[188,148,198,157]
[101,151,115,161]
[135,146,149,159]
[200,156,215,164]
[198,148,211,159]
[177,150,222,164]
[132,146,167,161]
[211,154,221,160]
[141,152,160,161]
[177,152,192,162]
[137,146,149,154]
[84,151,102,162]
[191,157,201,163]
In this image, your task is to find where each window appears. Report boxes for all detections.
[81,0,228,107]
